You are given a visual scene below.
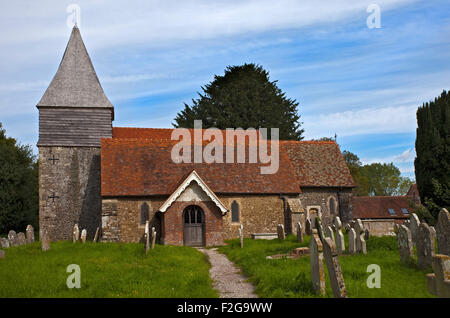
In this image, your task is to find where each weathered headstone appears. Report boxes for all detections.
[364,228,370,241]
[305,219,312,235]
[41,230,50,251]
[0,250,4,259]
[309,229,325,295]
[26,225,34,244]
[333,217,345,254]
[354,219,366,254]
[426,254,450,298]
[436,208,450,256]
[81,229,87,244]
[315,218,324,242]
[417,222,435,269]
[239,224,244,248]
[151,227,156,249]
[277,224,285,240]
[409,213,421,246]
[73,224,79,243]
[344,223,351,233]
[322,237,347,298]
[348,228,356,254]
[145,221,150,254]
[1,237,10,248]
[93,227,100,243]
[325,226,335,244]
[8,230,18,247]
[17,232,26,246]
[297,222,303,243]
[397,225,414,264]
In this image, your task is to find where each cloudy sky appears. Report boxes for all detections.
[1,0,449,178]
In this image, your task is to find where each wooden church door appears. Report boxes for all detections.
[183,205,205,246]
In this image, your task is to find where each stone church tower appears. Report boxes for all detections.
[37,26,114,240]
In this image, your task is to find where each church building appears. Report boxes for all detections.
[37,26,355,246]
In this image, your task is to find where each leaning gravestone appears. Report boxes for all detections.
[151,227,156,249]
[309,229,325,295]
[41,230,50,251]
[81,229,87,244]
[315,218,325,242]
[26,225,34,244]
[322,237,347,298]
[397,225,414,264]
[348,228,357,254]
[334,217,345,254]
[297,222,303,243]
[277,224,285,240]
[73,224,79,243]
[17,232,26,246]
[436,208,450,256]
[93,227,100,243]
[409,213,421,246]
[305,219,312,236]
[426,254,450,298]
[8,230,18,247]
[417,222,435,269]
[325,226,335,244]
[144,221,150,254]
[1,237,10,249]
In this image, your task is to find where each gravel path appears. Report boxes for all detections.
[198,247,258,298]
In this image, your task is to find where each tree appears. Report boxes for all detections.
[415,90,450,219]
[0,123,38,234]
[173,63,304,140]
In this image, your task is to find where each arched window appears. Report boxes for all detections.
[329,197,336,215]
[231,201,239,222]
[140,202,149,225]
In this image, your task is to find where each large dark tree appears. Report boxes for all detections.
[415,90,450,219]
[0,123,38,234]
[173,63,304,140]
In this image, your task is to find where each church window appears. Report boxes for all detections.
[140,202,149,225]
[231,201,240,222]
[329,197,336,215]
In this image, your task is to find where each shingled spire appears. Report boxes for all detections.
[37,25,113,110]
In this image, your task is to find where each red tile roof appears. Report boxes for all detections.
[352,196,413,219]
[281,141,355,188]
[101,127,355,196]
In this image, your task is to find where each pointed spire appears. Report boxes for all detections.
[37,26,113,109]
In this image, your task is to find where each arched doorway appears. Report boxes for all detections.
[183,205,205,246]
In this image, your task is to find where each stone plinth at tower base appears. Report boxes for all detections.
[426,254,450,298]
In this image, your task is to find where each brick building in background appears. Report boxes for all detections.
[37,26,355,246]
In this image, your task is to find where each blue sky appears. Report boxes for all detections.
[1,0,450,179]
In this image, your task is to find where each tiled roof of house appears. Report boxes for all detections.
[101,137,301,196]
[281,141,355,188]
[101,127,355,196]
[352,196,413,219]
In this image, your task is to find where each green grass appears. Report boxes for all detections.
[0,241,218,298]
[218,234,434,298]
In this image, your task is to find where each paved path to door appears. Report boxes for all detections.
[198,247,258,298]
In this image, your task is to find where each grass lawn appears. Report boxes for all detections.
[218,234,435,298]
[0,241,218,298]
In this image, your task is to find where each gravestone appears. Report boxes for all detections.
[426,254,450,298]
[81,229,87,244]
[417,222,435,269]
[397,225,414,264]
[344,223,351,233]
[151,227,156,249]
[322,237,347,298]
[436,208,450,256]
[354,219,366,254]
[1,237,9,248]
[297,222,303,243]
[348,228,356,254]
[409,213,421,246]
[73,224,79,243]
[145,221,150,254]
[239,224,244,248]
[305,219,312,235]
[333,217,345,254]
[315,218,324,242]
[26,225,34,244]
[17,232,26,246]
[277,224,285,240]
[93,227,100,243]
[309,229,325,295]
[364,229,370,241]
[41,230,50,251]
[8,230,18,247]
[325,226,335,244]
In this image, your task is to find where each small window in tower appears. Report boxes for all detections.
[231,201,240,222]
[140,202,149,225]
